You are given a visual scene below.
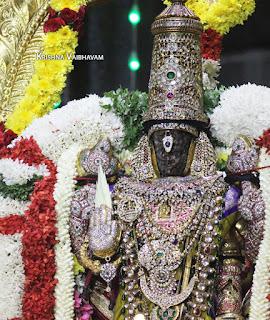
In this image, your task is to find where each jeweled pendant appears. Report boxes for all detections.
[100,262,117,292]
[162,134,173,153]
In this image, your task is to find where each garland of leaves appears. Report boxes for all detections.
[0,174,43,201]
[101,88,148,151]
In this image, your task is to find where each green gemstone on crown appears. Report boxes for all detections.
[167,71,175,79]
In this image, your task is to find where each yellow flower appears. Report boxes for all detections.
[163,0,255,35]
[37,78,53,93]
[218,152,229,164]
[25,82,40,97]
[51,0,86,12]
[5,3,79,133]
[51,75,67,92]
[73,255,85,275]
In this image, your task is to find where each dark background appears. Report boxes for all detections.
[62,0,270,105]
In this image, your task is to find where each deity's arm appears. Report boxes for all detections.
[216,135,266,319]
[225,136,265,265]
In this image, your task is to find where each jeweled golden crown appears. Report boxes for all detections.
[143,0,208,131]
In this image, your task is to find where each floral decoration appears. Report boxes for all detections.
[53,144,81,320]
[210,84,270,146]
[201,28,223,61]
[5,3,86,135]
[0,173,43,201]
[0,121,17,152]
[44,6,86,37]
[202,58,221,90]
[163,0,256,35]
[102,88,149,151]
[0,233,25,320]
[0,195,30,218]
[50,0,86,13]
[255,129,270,155]
[0,158,49,185]
[0,137,57,320]
[13,94,124,165]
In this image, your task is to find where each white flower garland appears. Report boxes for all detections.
[0,233,25,320]
[53,144,81,320]
[210,84,270,146]
[250,148,270,319]
[12,95,124,165]
[0,158,49,185]
[0,195,30,218]
[202,58,220,90]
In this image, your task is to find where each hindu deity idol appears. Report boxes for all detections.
[69,1,265,319]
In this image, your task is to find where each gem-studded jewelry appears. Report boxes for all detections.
[114,173,226,318]
[162,131,174,153]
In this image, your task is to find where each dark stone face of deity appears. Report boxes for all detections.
[150,129,194,177]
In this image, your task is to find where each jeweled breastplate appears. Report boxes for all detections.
[114,174,226,319]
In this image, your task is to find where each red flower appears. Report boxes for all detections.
[43,17,66,33]
[61,8,78,23]
[201,28,223,61]
[72,21,84,37]
[78,5,86,21]
[255,128,270,154]
[0,121,5,132]
[5,129,18,145]
[49,7,58,19]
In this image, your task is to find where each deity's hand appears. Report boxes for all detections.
[227,136,259,174]
[88,204,121,259]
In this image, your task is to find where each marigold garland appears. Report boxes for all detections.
[0,137,58,320]
[5,3,86,135]
[164,0,256,35]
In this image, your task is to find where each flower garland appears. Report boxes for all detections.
[5,3,86,135]
[163,0,256,35]
[0,173,43,201]
[53,144,81,320]
[255,129,270,155]
[210,84,270,146]
[0,121,17,151]
[249,148,270,319]
[13,94,124,165]
[0,137,57,319]
[0,158,49,185]
[0,233,25,320]
[0,195,30,218]
[202,58,221,90]
[201,28,223,61]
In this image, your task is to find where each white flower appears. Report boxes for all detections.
[0,195,30,218]
[12,95,124,165]
[250,149,270,319]
[202,58,221,90]
[0,158,49,185]
[210,83,270,146]
[0,233,25,320]
[53,144,81,320]
[215,146,232,159]
[117,149,134,165]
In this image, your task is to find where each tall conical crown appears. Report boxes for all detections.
[143,0,208,135]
